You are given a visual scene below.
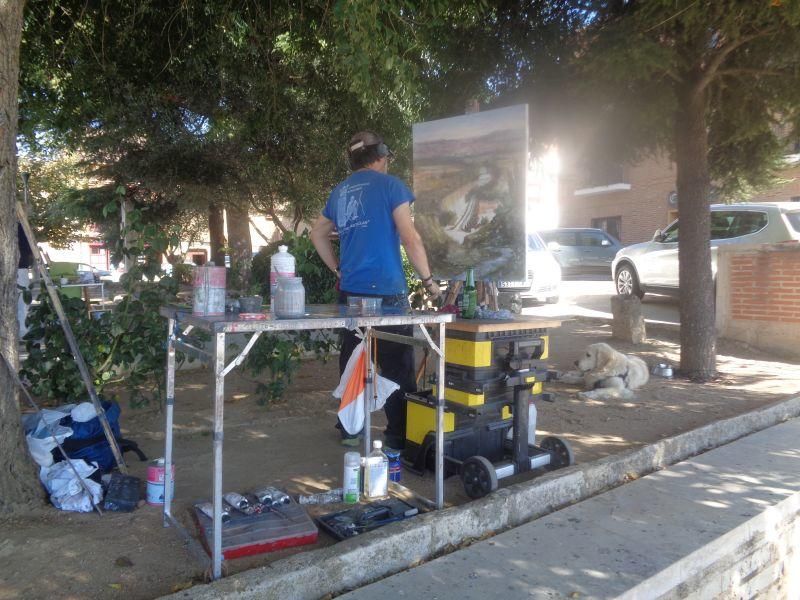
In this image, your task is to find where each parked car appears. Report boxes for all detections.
[612,202,800,298]
[49,262,111,284]
[497,231,562,307]
[539,228,623,275]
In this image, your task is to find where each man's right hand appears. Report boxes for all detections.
[424,280,441,300]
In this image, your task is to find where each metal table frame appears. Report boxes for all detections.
[159,305,454,580]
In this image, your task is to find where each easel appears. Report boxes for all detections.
[15,174,126,474]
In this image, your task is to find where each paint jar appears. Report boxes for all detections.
[192,265,226,316]
[343,451,361,504]
[274,276,305,318]
[146,458,175,506]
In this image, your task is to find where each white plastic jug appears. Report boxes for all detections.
[270,245,295,289]
[270,245,295,313]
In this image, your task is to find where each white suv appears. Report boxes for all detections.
[612,202,800,298]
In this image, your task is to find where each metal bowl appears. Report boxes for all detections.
[652,363,673,378]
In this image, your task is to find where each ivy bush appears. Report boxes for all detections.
[21,191,185,408]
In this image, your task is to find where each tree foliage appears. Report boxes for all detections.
[576,0,800,194]
[574,0,800,379]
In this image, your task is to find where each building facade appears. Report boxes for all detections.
[559,154,800,244]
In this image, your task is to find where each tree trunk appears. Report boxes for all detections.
[226,201,252,291]
[0,0,46,512]
[208,202,226,266]
[674,75,717,380]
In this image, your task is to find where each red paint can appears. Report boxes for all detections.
[146,458,175,506]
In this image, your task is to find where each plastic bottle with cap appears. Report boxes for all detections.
[364,440,389,499]
[270,245,295,312]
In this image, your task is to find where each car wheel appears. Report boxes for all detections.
[615,264,644,299]
[545,296,559,304]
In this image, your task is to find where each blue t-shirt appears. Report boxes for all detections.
[323,170,413,295]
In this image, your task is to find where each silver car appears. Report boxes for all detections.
[612,202,800,298]
[540,228,623,275]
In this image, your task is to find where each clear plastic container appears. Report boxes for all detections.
[274,276,305,318]
[347,296,382,316]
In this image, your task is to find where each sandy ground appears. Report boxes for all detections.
[1,318,799,600]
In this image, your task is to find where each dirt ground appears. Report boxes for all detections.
[1,318,799,600]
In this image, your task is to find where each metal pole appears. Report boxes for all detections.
[436,322,445,508]
[163,317,176,525]
[212,331,226,580]
[363,327,372,455]
[15,201,127,473]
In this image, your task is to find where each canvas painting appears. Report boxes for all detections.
[412,104,528,280]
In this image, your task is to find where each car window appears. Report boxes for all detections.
[577,231,606,247]
[711,210,767,239]
[661,221,679,243]
[784,211,800,233]
[552,231,577,246]
[528,233,546,251]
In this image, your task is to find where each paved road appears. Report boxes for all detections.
[521,275,680,326]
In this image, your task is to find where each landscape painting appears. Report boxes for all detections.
[412,104,528,281]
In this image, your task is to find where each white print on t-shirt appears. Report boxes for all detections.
[336,182,369,232]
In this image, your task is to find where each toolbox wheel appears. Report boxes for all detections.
[461,456,498,499]
[540,436,574,470]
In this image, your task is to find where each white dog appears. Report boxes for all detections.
[560,342,649,400]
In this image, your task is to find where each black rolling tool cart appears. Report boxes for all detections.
[402,317,574,499]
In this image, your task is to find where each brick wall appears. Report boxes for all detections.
[729,249,800,324]
[716,243,800,359]
[559,157,800,245]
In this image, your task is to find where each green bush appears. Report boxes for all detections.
[22,196,186,408]
[171,262,194,286]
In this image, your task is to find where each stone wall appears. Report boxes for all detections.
[627,493,800,599]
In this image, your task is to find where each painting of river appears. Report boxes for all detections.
[412,104,528,280]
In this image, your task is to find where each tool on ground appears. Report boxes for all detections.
[316,498,420,541]
[223,492,251,513]
[254,486,291,506]
[196,501,231,523]
[15,192,127,474]
[102,473,141,512]
[0,351,104,515]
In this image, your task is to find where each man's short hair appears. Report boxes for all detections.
[347,131,387,171]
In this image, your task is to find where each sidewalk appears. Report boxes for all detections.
[341,417,800,599]
[522,278,680,326]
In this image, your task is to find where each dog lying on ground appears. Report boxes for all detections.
[559,342,649,400]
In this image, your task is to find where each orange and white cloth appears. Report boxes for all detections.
[333,340,399,435]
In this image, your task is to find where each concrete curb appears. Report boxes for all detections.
[161,395,800,600]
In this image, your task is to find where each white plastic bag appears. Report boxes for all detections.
[40,459,103,513]
[24,405,75,468]
[70,402,97,422]
[333,340,400,435]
